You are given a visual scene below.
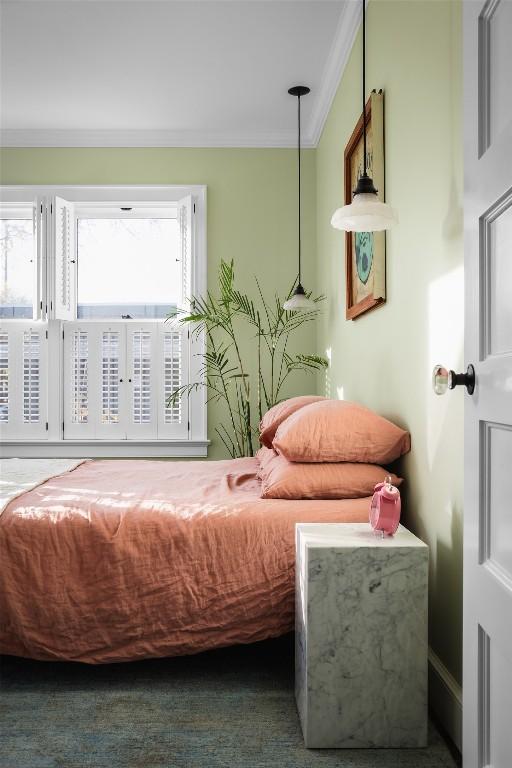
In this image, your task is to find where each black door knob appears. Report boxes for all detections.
[432,364,475,395]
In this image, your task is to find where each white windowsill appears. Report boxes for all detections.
[0,440,210,459]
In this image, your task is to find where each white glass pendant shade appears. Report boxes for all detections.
[331,0,397,235]
[283,285,316,311]
[331,193,398,233]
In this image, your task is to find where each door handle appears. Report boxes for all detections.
[432,364,475,395]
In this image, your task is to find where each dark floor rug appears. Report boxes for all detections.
[0,634,460,768]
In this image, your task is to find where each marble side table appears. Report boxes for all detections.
[295,523,428,748]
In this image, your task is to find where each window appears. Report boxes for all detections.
[0,186,207,457]
[0,209,35,319]
[76,210,182,320]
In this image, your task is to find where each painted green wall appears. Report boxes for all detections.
[316,0,463,684]
[0,147,318,458]
[0,0,463,686]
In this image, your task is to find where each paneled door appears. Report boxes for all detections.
[464,1,512,766]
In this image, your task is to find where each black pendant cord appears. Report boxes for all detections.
[297,93,302,287]
[288,84,310,294]
[352,1,377,197]
[362,0,366,177]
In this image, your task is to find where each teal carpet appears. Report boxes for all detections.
[0,635,459,768]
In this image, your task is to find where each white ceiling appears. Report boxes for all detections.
[0,0,361,147]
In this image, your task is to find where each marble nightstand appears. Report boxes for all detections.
[295,523,428,749]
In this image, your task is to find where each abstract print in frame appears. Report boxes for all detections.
[344,90,386,320]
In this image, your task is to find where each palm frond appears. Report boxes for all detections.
[169,257,326,457]
[219,259,235,305]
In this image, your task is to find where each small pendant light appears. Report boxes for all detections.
[330,0,397,232]
[284,85,316,312]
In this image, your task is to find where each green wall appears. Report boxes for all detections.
[0,147,318,458]
[316,0,463,685]
[1,0,463,689]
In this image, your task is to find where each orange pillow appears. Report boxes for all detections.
[259,395,325,448]
[255,446,277,478]
[260,452,402,500]
[273,399,411,464]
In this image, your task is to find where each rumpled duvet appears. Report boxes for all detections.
[0,458,370,663]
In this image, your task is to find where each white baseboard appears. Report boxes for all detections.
[428,647,462,753]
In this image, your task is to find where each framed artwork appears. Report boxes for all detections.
[344,90,386,320]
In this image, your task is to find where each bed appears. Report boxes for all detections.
[0,458,370,663]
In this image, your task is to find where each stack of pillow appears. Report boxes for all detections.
[256,396,410,500]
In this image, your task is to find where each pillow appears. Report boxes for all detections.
[259,395,325,448]
[255,446,277,478]
[260,452,402,500]
[273,399,410,464]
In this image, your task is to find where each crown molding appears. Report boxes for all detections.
[0,128,316,149]
[0,3,361,150]
[307,0,362,147]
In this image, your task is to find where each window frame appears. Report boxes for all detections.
[75,204,181,321]
[0,185,208,458]
[0,203,39,320]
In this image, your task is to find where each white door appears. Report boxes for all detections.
[464,1,512,766]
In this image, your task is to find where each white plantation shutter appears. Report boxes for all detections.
[163,330,182,424]
[65,324,91,437]
[158,322,189,439]
[71,329,88,424]
[0,322,48,439]
[125,323,158,439]
[63,321,190,441]
[52,197,76,321]
[95,326,124,438]
[23,330,42,424]
[0,331,9,424]
[132,331,151,424]
[178,195,193,310]
[36,197,48,320]
[101,330,121,425]
[64,322,126,439]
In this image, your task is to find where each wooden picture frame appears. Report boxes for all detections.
[344,90,386,320]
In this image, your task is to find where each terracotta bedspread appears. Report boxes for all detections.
[0,458,370,663]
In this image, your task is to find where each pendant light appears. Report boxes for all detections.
[283,85,316,312]
[330,0,397,232]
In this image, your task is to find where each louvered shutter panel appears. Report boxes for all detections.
[64,322,126,439]
[157,322,189,439]
[72,328,89,425]
[0,330,9,426]
[65,324,94,438]
[23,329,42,424]
[101,330,121,426]
[0,322,48,439]
[36,197,48,320]
[52,197,76,321]
[178,195,193,310]
[125,323,158,439]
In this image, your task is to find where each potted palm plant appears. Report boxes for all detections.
[168,259,327,458]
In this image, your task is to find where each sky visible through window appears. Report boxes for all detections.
[0,219,34,318]
[77,217,181,319]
